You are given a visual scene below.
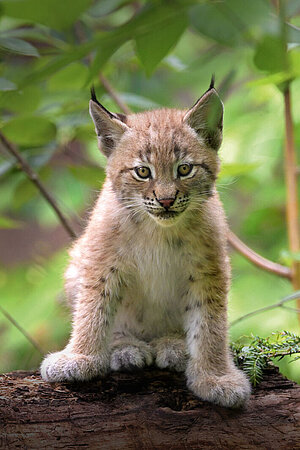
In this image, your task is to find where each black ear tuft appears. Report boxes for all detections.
[209,74,215,90]
[90,85,101,106]
[183,76,224,151]
[90,86,116,120]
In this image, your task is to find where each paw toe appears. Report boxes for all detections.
[110,345,153,371]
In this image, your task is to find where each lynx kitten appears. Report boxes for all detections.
[41,78,251,408]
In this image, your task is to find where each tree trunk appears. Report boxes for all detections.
[0,367,299,449]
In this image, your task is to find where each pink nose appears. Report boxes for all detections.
[158,198,175,209]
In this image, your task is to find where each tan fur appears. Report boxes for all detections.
[41,86,251,408]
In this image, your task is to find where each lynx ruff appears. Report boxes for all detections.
[41,78,251,408]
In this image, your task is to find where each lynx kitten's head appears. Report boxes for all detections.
[89,78,223,227]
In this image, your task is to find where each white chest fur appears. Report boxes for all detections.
[113,228,190,340]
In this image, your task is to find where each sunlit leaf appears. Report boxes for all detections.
[48,62,89,91]
[280,250,300,266]
[2,0,92,30]
[1,116,56,146]
[247,72,293,88]
[20,44,91,88]
[254,36,287,73]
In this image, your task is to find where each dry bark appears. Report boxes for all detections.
[0,367,299,449]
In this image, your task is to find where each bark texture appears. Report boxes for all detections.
[0,367,299,449]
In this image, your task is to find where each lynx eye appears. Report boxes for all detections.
[178,164,193,177]
[135,166,151,179]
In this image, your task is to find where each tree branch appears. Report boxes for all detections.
[99,74,131,115]
[0,132,77,240]
[283,86,300,293]
[230,290,300,327]
[227,230,291,279]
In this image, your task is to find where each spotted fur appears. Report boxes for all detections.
[41,81,251,408]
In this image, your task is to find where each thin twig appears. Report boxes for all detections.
[0,132,77,239]
[99,74,132,115]
[98,73,292,280]
[230,291,300,327]
[0,304,44,355]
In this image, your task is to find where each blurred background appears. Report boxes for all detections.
[0,0,299,382]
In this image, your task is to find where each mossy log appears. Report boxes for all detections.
[0,367,299,449]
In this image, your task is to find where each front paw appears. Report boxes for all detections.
[153,337,188,372]
[40,351,109,382]
[187,365,251,408]
[110,343,153,371]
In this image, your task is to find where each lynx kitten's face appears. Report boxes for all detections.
[89,82,223,227]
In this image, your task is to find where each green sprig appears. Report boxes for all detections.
[231,331,300,386]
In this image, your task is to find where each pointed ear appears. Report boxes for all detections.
[183,78,224,150]
[89,89,129,157]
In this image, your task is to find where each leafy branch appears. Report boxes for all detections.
[231,331,300,386]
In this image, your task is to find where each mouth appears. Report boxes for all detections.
[148,209,181,225]
[154,211,179,219]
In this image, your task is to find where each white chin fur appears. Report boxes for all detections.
[149,213,180,227]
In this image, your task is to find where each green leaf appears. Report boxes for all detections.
[12,178,38,208]
[87,0,129,18]
[0,215,22,229]
[48,62,89,91]
[0,86,41,113]
[280,250,300,265]
[89,33,125,82]
[190,3,242,47]
[253,35,287,73]
[20,44,91,88]
[1,116,56,146]
[190,0,271,47]
[2,0,92,30]
[135,8,188,75]
[12,167,51,209]
[0,37,39,57]
[0,77,16,91]
[69,165,105,188]
[247,72,294,88]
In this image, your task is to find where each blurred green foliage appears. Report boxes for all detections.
[0,0,299,382]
